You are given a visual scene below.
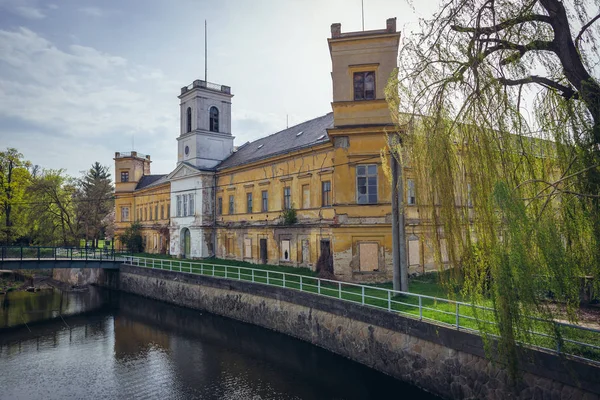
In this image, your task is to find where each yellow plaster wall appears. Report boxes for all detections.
[114,182,171,253]
[215,145,335,226]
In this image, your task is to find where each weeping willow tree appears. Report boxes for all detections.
[387,0,600,377]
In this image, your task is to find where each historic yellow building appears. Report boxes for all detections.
[112,17,453,282]
[213,18,420,282]
[113,151,171,253]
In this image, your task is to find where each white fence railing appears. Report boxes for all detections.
[122,255,600,364]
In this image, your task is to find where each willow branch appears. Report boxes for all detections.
[575,13,600,51]
[496,75,579,99]
[451,14,551,35]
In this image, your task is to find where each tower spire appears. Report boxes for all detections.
[205,20,208,82]
[361,0,364,31]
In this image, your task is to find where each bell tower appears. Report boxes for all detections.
[177,80,234,169]
[328,18,400,127]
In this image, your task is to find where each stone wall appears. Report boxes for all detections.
[52,268,119,287]
[116,265,600,400]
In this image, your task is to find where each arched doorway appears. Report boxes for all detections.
[181,228,191,258]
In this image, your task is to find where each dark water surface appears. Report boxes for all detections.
[0,287,439,399]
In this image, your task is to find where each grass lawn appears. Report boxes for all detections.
[129,253,600,362]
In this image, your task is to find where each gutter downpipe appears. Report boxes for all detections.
[212,172,218,257]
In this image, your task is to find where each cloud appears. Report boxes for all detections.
[0,27,180,176]
[13,5,45,19]
[79,6,103,17]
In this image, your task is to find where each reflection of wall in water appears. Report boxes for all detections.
[117,292,396,399]
[1,287,105,328]
[113,317,171,359]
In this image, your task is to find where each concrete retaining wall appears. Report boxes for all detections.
[52,268,119,287]
[113,265,599,399]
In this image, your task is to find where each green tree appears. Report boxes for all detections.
[119,222,143,253]
[387,0,600,377]
[27,170,78,246]
[75,162,114,247]
[0,148,31,244]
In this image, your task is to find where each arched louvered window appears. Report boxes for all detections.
[209,106,219,132]
[186,107,192,132]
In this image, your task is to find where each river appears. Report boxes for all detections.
[0,287,439,399]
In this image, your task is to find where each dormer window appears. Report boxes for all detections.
[186,107,192,132]
[353,71,375,100]
[209,106,219,132]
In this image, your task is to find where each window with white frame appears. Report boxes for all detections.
[182,195,188,216]
[188,193,195,216]
[356,165,378,204]
[176,195,182,217]
[121,206,130,222]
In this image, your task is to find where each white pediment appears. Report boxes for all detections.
[167,163,203,181]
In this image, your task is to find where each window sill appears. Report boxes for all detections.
[353,270,385,275]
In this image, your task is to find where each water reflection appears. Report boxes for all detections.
[0,289,439,400]
[1,286,110,328]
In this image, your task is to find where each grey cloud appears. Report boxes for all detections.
[79,7,104,17]
[13,5,45,19]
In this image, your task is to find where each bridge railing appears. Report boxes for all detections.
[123,255,600,366]
[0,246,128,262]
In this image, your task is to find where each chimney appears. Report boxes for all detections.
[386,17,396,33]
[331,23,341,38]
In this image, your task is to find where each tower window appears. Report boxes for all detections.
[120,171,129,182]
[354,71,375,100]
[210,106,219,132]
[186,107,192,132]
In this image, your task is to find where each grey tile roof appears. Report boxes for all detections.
[217,112,333,170]
[136,174,168,190]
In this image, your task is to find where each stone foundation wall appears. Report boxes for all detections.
[52,268,119,287]
[116,265,600,400]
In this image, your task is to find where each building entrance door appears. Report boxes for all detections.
[319,239,333,274]
[182,228,191,258]
[259,239,267,264]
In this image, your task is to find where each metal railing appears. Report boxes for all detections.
[123,255,600,364]
[181,80,231,94]
[115,151,148,159]
[0,246,127,262]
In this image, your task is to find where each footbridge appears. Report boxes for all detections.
[0,246,127,269]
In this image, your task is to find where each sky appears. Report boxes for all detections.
[0,0,439,179]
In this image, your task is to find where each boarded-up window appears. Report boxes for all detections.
[227,238,234,256]
[302,184,310,209]
[244,238,252,258]
[280,239,291,261]
[424,240,435,265]
[301,239,310,264]
[408,238,421,266]
[440,239,450,263]
[359,242,378,271]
